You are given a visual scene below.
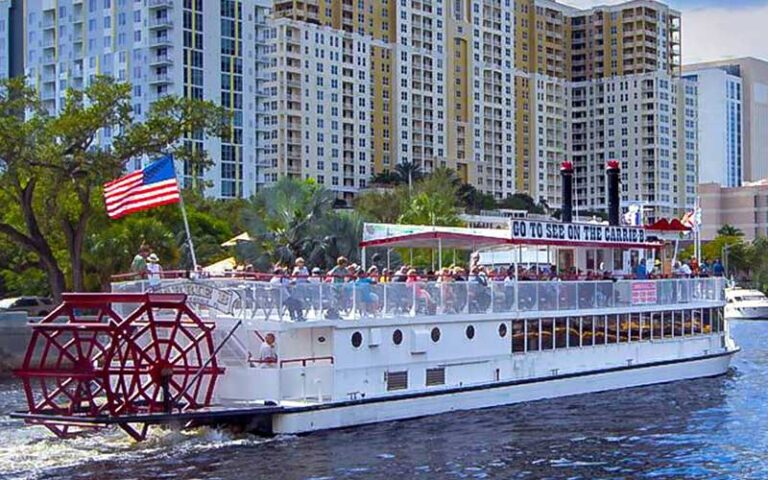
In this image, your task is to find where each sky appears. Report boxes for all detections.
[562,0,768,64]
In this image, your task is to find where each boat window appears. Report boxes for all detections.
[465,325,475,340]
[555,318,567,349]
[651,312,662,339]
[431,327,441,343]
[351,331,363,348]
[606,314,618,343]
[498,323,508,338]
[594,315,607,345]
[640,313,651,341]
[619,314,629,342]
[526,319,539,351]
[541,319,554,350]
[662,311,673,338]
[512,320,525,353]
[581,316,594,347]
[673,310,683,337]
[568,317,580,347]
[318,336,326,343]
[392,329,403,345]
[716,308,724,332]
[629,313,641,342]
[692,309,703,335]
[702,308,712,334]
[386,371,408,391]
[426,367,445,386]
[683,309,693,336]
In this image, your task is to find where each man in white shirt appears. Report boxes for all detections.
[258,333,278,367]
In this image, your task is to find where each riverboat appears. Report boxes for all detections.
[10,163,738,441]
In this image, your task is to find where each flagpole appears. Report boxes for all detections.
[178,191,199,272]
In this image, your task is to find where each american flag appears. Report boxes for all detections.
[103,155,181,220]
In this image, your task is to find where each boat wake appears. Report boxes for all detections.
[0,423,284,480]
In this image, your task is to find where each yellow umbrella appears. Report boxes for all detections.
[221,232,253,247]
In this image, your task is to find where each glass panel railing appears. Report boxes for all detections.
[110,277,727,322]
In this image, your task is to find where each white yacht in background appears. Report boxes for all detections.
[725,288,768,320]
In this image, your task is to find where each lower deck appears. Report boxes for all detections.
[215,304,729,409]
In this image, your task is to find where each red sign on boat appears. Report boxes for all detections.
[631,281,658,305]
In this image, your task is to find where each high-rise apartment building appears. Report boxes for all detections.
[685,57,768,183]
[21,0,272,199]
[0,0,10,79]
[682,67,743,187]
[267,0,516,201]
[515,0,696,221]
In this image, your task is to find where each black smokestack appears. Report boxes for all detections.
[606,160,620,226]
[560,161,574,223]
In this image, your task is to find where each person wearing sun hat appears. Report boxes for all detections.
[146,253,163,289]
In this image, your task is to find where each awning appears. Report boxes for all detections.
[644,218,691,232]
[359,231,510,249]
[221,232,254,247]
[203,257,237,273]
[359,229,663,250]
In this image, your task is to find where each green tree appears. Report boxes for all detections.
[394,161,424,187]
[242,177,336,267]
[398,192,463,227]
[497,193,546,214]
[353,188,406,223]
[0,77,229,299]
[717,224,744,237]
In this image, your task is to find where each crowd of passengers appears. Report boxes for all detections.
[259,255,723,321]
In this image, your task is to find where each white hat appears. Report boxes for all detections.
[148,253,159,263]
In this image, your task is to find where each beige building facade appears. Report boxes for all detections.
[700,181,768,241]
[514,0,696,222]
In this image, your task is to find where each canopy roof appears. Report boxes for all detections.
[359,222,663,250]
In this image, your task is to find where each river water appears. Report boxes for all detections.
[1,321,767,480]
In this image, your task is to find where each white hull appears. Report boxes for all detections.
[272,351,735,434]
[725,308,768,320]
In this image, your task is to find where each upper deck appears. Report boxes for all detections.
[111,276,726,324]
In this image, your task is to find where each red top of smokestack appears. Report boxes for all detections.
[606,160,620,170]
[560,161,574,171]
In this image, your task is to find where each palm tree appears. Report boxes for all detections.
[717,224,744,237]
[370,170,401,186]
[394,161,424,188]
[242,177,335,266]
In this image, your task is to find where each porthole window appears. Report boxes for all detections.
[465,325,475,340]
[392,329,403,345]
[318,336,326,343]
[351,331,363,348]
[498,323,508,338]
[431,327,441,343]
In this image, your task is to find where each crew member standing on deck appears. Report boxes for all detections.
[259,333,278,367]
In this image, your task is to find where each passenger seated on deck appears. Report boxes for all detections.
[258,333,278,367]
[269,268,305,321]
[406,269,435,314]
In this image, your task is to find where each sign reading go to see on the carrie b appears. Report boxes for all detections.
[510,219,647,246]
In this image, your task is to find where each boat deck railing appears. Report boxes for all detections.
[111,277,727,323]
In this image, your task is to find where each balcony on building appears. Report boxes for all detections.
[149,17,173,29]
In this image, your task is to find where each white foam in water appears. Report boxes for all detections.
[0,423,282,479]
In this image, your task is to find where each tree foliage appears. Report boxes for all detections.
[0,76,229,299]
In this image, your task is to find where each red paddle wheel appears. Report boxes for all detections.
[14,293,223,441]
